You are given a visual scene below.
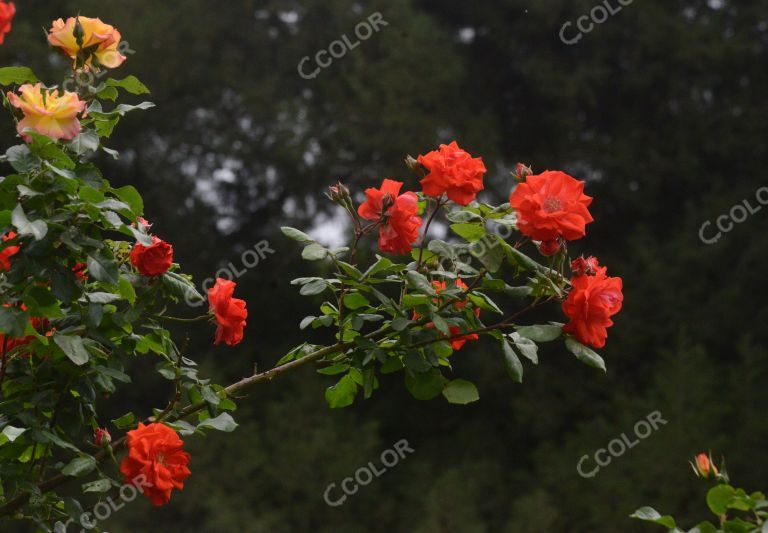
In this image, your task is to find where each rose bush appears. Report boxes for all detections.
[0,13,623,530]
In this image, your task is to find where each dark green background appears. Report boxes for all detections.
[2,1,767,531]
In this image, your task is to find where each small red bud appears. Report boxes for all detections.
[94,427,112,447]
[514,163,533,182]
[538,240,561,257]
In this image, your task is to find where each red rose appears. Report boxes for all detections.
[418,141,486,205]
[509,170,594,241]
[208,278,247,346]
[415,279,481,351]
[357,179,423,255]
[120,423,191,507]
[0,231,20,272]
[130,236,173,276]
[0,2,15,45]
[562,262,623,349]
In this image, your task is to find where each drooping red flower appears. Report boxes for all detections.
[357,179,423,255]
[72,262,88,281]
[0,231,20,272]
[130,236,173,277]
[208,278,247,346]
[562,262,623,349]
[414,279,481,351]
[570,256,599,277]
[120,423,191,507]
[509,170,594,241]
[418,141,486,205]
[0,2,15,45]
[538,239,561,257]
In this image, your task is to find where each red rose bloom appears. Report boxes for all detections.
[415,279,481,351]
[130,236,173,276]
[72,262,88,281]
[418,141,486,205]
[0,231,20,272]
[358,179,423,255]
[562,262,623,349]
[208,278,247,346]
[120,423,191,507]
[0,2,15,45]
[509,170,594,241]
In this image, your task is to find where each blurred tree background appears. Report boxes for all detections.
[2,0,767,531]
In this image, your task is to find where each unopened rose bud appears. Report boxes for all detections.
[405,155,422,173]
[73,18,85,47]
[693,453,718,479]
[327,181,351,203]
[538,239,561,257]
[94,427,112,447]
[514,163,533,182]
[380,193,396,216]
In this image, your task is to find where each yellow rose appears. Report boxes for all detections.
[47,16,126,69]
[7,83,87,142]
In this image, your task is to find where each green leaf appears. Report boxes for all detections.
[162,272,204,303]
[325,374,358,408]
[83,479,113,493]
[470,235,505,273]
[707,485,736,516]
[0,426,26,444]
[442,379,480,404]
[12,204,48,240]
[87,253,119,285]
[118,276,137,304]
[53,333,90,366]
[343,292,370,310]
[62,456,97,477]
[0,305,29,337]
[406,271,437,296]
[564,337,606,372]
[516,324,563,342]
[502,340,524,383]
[197,413,238,433]
[629,507,677,529]
[68,130,100,155]
[302,243,328,261]
[300,279,327,296]
[404,369,446,400]
[111,412,135,429]
[105,75,151,95]
[113,186,144,216]
[281,226,314,243]
[6,145,40,172]
[0,66,39,85]
[509,332,539,364]
[450,223,487,242]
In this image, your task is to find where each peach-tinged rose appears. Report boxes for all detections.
[47,16,126,69]
[7,83,86,142]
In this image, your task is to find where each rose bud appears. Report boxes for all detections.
[538,239,561,257]
[404,155,425,176]
[326,181,352,205]
[693,453,718,479]
[514,163,533,182]
[94,427,112,447]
